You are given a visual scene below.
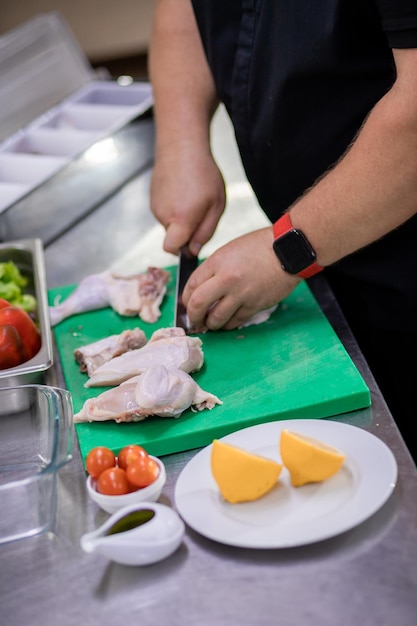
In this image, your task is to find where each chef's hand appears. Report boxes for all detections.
[182,227,301,330]
[150,142,226,256]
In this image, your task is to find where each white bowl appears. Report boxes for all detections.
[86,455,166,514]
[80,502,185,566]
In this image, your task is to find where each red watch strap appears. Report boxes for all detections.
[273,213,323,279]
[297,263,323,279]
[273,212,293,239]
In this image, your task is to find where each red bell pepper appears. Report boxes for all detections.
[0,304,41,365]
[0,325,25,369]
[0,298,11,310]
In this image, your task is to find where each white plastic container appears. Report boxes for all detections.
[0,13,153,215]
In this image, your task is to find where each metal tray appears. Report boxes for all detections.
[0,238,53,387]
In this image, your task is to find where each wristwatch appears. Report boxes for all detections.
[272,213,323,279]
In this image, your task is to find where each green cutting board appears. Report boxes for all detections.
[49,266,370,465]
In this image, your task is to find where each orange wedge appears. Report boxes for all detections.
[280,429,346,487]
[211,439,283,503]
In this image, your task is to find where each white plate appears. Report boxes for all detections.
[174,419,397,548]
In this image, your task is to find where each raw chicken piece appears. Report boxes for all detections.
[74,379,143,423]
[135,365,221,416]
[192,304,279,333]
[49,267,170,327]
[137,267,172,323]
[84,334,204,387]
[74,365,222,423]
[240,305,279,328]
[148,326,186,343]
[74,328,147,377]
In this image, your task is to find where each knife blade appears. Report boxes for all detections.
[174,246,198,332]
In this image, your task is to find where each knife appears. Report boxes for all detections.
[174,245,199,332]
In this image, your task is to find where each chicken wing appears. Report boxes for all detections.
[49,267,170,326]
[74,328,147,377]
[74,364,222,423]
[84,334,204,387]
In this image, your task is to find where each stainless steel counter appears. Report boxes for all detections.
[1,108,416,626]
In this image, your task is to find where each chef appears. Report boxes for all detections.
[148,0,417,462]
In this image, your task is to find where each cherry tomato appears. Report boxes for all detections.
[117,444,148,470]
[86,446,116,479]
[97,467,129,496]
[126,456,160,489]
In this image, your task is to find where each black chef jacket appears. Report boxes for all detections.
[191,0,417,333]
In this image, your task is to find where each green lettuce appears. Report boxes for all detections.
[0,262,37,313]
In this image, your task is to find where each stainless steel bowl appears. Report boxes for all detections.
[0,384,74,544]
[0,238,53,388]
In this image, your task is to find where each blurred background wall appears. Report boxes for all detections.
[0,0,154,78]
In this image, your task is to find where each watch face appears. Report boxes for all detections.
[272,229,317,274]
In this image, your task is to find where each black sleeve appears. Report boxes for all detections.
[374,0,417,47]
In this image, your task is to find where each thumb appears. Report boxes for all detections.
[163,222,193,255]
